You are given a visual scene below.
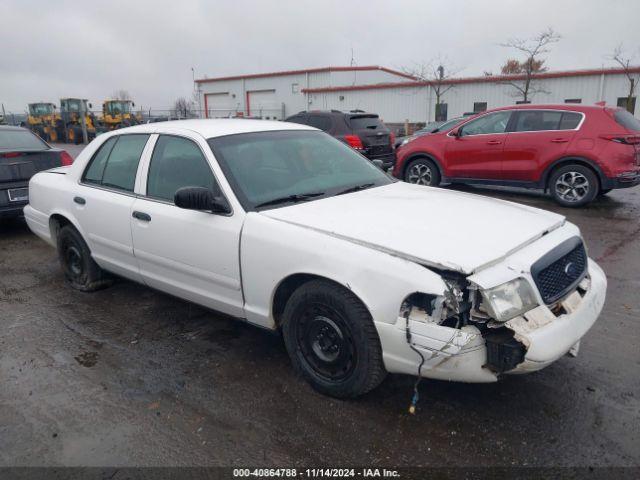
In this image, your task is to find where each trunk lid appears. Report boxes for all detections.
[348,114,393,157]
[0,150,62,183]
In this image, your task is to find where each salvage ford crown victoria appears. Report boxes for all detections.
[24,119,607,398]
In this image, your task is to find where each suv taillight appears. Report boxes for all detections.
[60,151,74,166]
[344,135,364,150]
[600,134,640,145]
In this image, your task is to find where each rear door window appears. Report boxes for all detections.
[83,134,149,192]
[146,135,217,202]
[558,112,583,130]
[513,111,564,132]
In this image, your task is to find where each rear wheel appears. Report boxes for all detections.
[281,280,386,398]
[549,164,598,207]
[404,158,441,186]
[57,225,112,292]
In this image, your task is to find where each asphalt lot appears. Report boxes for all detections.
[1,143,639,468]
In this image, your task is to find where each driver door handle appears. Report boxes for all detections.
[132,211,151,222]
[486,140,502,145]
[551,138,569,143]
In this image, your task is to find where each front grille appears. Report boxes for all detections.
[531,237,587,304]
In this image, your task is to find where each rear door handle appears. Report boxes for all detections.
[551,138,569,143]
[73,196,86,205]
[132,211,151,222]
[486,140,502,145]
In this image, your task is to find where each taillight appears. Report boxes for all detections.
[344,135,364,150]
[390,132,396,148]
[600,134,640,145]
[60,150,74,166]
[1,152,21,158]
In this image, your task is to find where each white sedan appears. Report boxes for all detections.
[24,119,606,398]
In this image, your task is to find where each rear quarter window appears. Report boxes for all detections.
[614,109,640,131]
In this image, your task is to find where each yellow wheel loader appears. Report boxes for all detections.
[96,100,142,131]
[24,103,61,143]
[59,98,97,144]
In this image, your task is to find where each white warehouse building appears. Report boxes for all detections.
[195,65,639,129]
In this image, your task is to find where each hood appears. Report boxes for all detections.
[261,182,565,274]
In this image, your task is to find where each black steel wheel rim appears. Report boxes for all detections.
[64,243,84,278]
[295,303,357,382]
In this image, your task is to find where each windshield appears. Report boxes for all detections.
[65,100,83,112]
[106,101,131,115]
[0,129,49,151]
[208,130,393,210]
[29,104,53,116]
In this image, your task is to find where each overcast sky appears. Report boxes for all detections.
[1,0,638,112]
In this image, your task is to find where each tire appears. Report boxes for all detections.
[549,164,599,207]
[57,225,112,292]
[404,157,441,186]
[281,279,386,398]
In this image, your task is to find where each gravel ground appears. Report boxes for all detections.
[1,144,638,469]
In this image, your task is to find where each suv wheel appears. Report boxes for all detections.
[57,225,112,291]
[549,164,599,207]
[404,158,440,186]
[281,279,386,398]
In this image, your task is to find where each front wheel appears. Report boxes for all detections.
[404,158,441,186]
[549,164,599,207]
[281,280,386,398]
[57,225,112,291]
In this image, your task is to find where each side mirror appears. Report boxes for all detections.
[89,103,93,109]
[132,102,136,107]
[174,187,231,214]
[450,128,461,137]
[372,159,384,169]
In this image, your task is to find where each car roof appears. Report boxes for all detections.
[115,119,317,138]
[487,103,610,113]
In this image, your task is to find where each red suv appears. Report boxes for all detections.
[393,104,640,207]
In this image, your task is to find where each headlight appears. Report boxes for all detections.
[401,136,416,146]
[480,278,538,322]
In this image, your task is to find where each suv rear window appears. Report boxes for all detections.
[614,109,640,131]
[349,115,385,130]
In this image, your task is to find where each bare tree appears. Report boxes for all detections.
[610,45,639,113]
[173,97,192,118]
[403,56,460,120]
[112,89,132,101]
[499,27,561,103]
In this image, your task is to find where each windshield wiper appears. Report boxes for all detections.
[336,183,375,196]
[255,192,325,208]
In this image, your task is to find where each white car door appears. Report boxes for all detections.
[73,133,152,282]
[130,133,245,317]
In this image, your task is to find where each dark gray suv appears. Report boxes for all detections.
[285,110,396,169]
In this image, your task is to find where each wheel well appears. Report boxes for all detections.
[401,153,443,179]
[49,214,73,247]
[543,158,604,192]
[272,274,361,327]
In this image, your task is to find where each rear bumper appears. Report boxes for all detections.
[601,171,640,190]
[365,152,396,169]
[0,183,28,217]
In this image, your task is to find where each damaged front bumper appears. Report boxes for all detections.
[377,260,606,383]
